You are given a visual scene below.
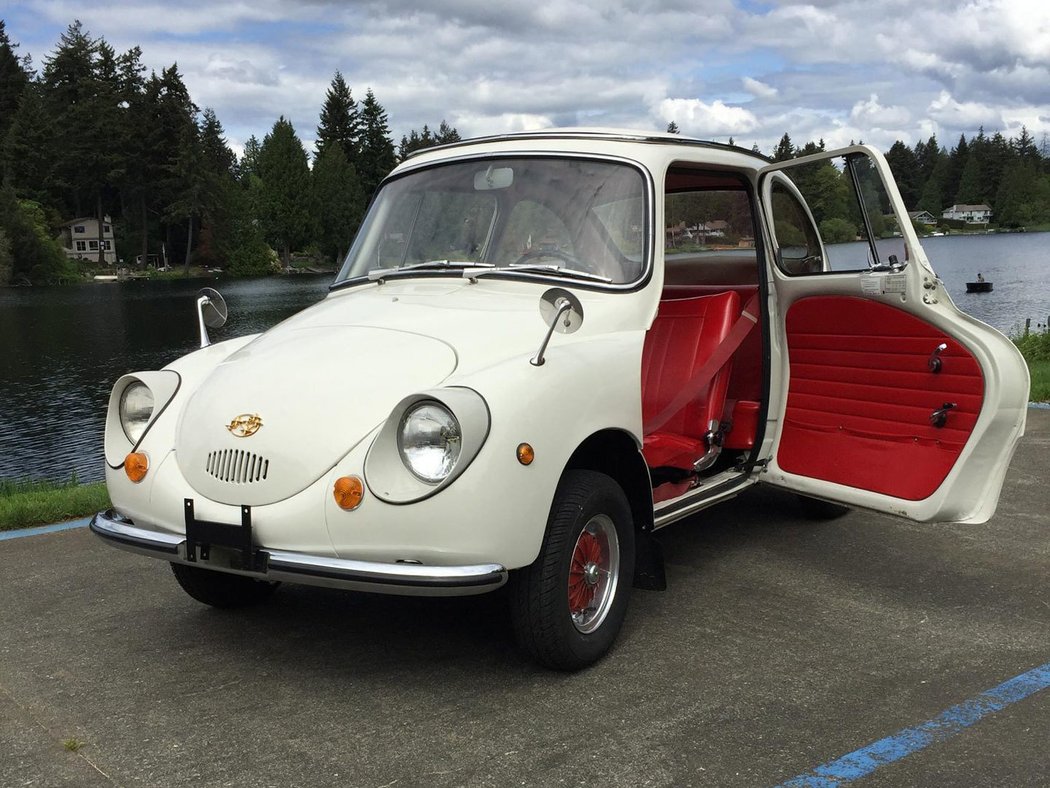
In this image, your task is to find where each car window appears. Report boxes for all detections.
[336,157,648,286]
[768,152,908,275]
[662,168,759,286]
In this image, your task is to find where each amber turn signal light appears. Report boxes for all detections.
[124,452,149,483]
[333,475,364,510]
[516,443,535,466]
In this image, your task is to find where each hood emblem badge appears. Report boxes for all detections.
[227,413,263,438]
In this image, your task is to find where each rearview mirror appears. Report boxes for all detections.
[474,166,513,191]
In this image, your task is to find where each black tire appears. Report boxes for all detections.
[795,494,851,520]
[510,469,635,671]
[170,562,279,608]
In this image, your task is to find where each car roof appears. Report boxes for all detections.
[402,127,770,165]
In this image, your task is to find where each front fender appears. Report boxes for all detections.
[322,330,646,570]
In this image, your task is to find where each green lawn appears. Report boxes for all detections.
[1013,329,1050,402]
[0,477,110,532]
[1027,359,1050,402]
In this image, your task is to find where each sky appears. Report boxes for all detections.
[5,0,1050,160]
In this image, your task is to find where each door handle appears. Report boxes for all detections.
[928,343,948,373]
[930,402,956,428]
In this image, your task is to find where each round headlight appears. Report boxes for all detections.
[397,402,462,483]
[119,382,154,443]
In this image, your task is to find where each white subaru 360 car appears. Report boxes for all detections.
[92,129,1029,669]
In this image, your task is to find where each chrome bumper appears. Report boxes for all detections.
[89,509,508,596]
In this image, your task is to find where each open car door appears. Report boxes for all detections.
[758,145,1028,523]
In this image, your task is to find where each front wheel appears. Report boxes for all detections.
[170,562,279,608]
[510,470,635,670]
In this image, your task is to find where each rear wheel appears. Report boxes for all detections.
[510,470,635,670]
[170,563,279,608]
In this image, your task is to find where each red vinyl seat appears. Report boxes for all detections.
[641,291,740,469]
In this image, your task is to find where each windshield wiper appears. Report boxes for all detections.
[368,260,495,281]
[469,263,612,283]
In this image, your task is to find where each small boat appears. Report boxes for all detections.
[966,281,993,293]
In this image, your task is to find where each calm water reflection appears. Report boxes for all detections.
[0,275,332,484]
[1,232,1048,483]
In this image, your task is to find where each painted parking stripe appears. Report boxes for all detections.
[0,517,92,542]
[776,661,1050,787]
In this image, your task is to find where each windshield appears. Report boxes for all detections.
[335,157,648,286]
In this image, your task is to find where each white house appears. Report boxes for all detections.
[942,204,992,224]
[908,210,937,226]
[60,216,117,264]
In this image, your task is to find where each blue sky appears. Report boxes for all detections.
[5,0,1049,158]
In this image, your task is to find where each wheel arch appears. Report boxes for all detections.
[563,429,653,534]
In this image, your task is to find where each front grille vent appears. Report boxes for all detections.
[205,449,269,484]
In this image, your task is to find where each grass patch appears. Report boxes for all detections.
[0,477,110,532]
[1012,328,1050,402]
[63,738,85,752]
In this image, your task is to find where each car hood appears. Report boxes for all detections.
[175,323,457,506]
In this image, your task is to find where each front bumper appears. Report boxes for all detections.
[89,509,508,596]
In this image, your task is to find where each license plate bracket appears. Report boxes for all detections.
[184,499,261,570]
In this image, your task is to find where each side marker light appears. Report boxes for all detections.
[124,452,149,483]
[516,443,535,466]
[334,476,365,510]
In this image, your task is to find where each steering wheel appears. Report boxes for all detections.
[513,247,603,275]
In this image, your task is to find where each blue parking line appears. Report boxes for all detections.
[0,517,92,541]
[776,661,1050,787]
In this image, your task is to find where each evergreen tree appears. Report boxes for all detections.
[315,70,360,165]
[918,155,948,215]
[357,88,396,198]
[240,134,262,181]
[2,83,52,203]
[436,120,460,144]
[165,122,208,271]
[397,120,461,161]
[771,133,794,162]
[980,131,1011,203]
[311,144,364,264]
[258,116,312,267]
[944,134,969,207]
[955,151,983,204]
[885,140,920,208]
[0,20,31,141]
[995,161,1050,227]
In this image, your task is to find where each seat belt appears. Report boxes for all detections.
[643,292,761,435]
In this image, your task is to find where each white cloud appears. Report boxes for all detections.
[742,77,777,99]
[849,94,910,129]
[656,98,759,136]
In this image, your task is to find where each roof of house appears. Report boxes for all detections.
[943,204,992,212]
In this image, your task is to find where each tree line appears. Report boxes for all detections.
[767,128,1050,235]
[0,20,459,285]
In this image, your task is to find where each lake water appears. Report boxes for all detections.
[1,232,1048,484]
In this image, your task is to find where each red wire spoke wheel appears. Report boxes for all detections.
[567,515,620,634]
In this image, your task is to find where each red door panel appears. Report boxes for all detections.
[778,296,983,500]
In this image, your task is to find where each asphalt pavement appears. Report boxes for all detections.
[1,411,1048,787]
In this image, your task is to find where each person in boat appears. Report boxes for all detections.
[977,272,985,282]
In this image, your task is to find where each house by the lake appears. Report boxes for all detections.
[942,204,992,224]
[908,210,937,226]
[60,216,117,264]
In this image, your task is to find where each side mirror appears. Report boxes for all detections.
[196,287,228,348]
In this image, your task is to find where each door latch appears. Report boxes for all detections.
[928,343,948,373]
[930,402,956,428]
